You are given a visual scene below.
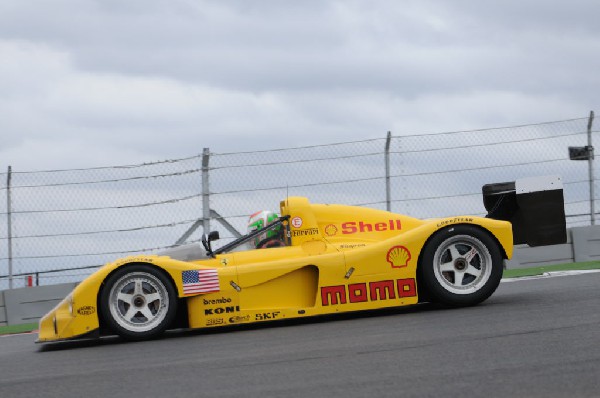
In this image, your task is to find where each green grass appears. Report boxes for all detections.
[0,322,38,336]
[0,261,599,335]
[503,260,600,278]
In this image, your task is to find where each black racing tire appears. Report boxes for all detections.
[419,225,504,307]
[100,264,177,340]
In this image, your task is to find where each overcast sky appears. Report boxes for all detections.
[1,0,599,171]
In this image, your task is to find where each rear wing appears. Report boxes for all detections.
[483,175,567,247]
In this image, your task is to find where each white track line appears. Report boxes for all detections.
[501,269,600,283]
[0,330,38,338]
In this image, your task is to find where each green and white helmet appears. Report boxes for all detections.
[247,210,280,248]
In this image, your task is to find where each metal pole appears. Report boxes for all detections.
[6,166,13,289]
[211,210,242,238]
[202,148,211,234]
[385,132,392,212]
[587,111,595,225]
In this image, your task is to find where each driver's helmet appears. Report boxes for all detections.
[247,210,282,248]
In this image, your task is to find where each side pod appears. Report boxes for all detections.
[482,175,567,246]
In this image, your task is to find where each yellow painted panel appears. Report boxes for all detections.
[239,265,318,309]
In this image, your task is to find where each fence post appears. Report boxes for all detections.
[587,111,595,225]
[6,166,13,289]
[385,132,392,212]
[202,148,211,234]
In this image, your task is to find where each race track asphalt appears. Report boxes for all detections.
[1,273,599,398]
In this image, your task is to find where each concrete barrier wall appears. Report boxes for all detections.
[507,226,598,269]
[0,292,6,327]
[1,226,600,326]
[572,226,600,263]
[506,229,574,269]
[1,283,77,326]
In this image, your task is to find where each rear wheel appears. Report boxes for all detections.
[420,225,503,306]
[100,265,177,340]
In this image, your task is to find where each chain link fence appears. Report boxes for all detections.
[0,115,597,290]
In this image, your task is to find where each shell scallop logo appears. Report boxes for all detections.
[324,224,338,236]
[386,246,411,269]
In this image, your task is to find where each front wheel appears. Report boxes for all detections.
[420,225,504,306]
[100,265,177,340]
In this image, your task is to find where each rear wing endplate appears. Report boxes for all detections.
[483,175,567,246]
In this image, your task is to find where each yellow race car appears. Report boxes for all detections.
[37,176,566,343]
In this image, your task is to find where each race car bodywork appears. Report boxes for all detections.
[37,176,566,342]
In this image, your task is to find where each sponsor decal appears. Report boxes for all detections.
[77,306,96,316]
[386,246,411,268]
[321,278,416,306]
[291,217,303,228]
[114,257,155,267]
[339,243,366,249]
[292,228,319,237]
[204,305,240,315]
[182,269,220,295]
[341,220,402,235]
[229,315,251,324]
[255,311,281,321]
[324,224,338,236]
[206,318,225,326]
[436,217,474,228]
[203,297,232,305]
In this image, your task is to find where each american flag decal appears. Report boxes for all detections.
[181,269,220,295]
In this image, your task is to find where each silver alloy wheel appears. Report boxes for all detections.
[107,271,169,333]
[432,234,493,295]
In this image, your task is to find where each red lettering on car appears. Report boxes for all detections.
[359,221,373,232]
[397,278,417,298]
[341,222,358,234]
[375,222,387,231]
[341,220,402,234]
[320,278,416,306]
[321,285,347,306]
[348,283,368,303]
[369,280,396,301]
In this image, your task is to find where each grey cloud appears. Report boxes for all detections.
[0,0,598,170]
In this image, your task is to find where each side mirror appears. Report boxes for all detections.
[208,231,220,242]
[202,231,220,258]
